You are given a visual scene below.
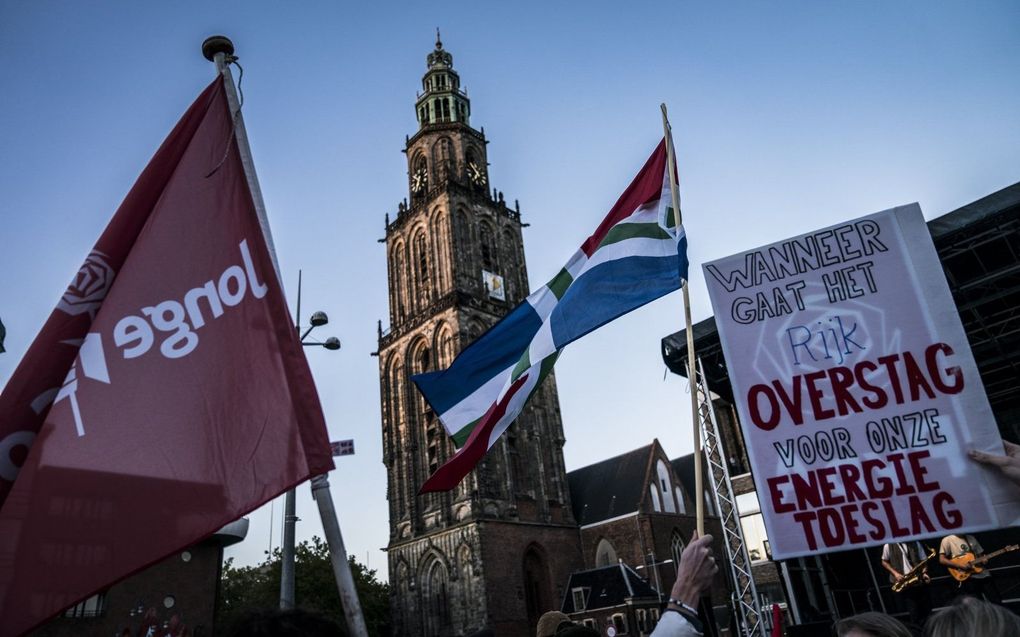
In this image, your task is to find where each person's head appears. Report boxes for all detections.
[834,612,912,637]
[536,610,572,637]
[225,608,347,637]
[925,597,1020,637]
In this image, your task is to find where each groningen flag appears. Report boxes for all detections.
[413,138,688,492]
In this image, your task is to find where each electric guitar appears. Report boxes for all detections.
[946,544,1019,582]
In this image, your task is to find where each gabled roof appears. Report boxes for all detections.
[568,444,653,525]
[561,563,661,613]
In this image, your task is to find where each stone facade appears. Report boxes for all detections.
[378,36,581,637]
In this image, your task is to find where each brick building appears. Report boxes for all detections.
[32,519,247,637]
[565,441,732,635]
[561,563,663,635]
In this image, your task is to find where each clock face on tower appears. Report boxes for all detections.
[411,166,428,193]
[467,161,486,186]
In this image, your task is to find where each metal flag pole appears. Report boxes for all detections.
[280,270,302,610]
[660,103,704,537]
[202,36,369,637]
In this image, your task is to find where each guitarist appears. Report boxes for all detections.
[939,533,1003,604]
[881,541,932,627]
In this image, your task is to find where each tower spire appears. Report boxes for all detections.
[417,34,470,129]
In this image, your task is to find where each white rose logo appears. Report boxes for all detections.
[57,251,116,319]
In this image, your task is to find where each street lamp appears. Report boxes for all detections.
[280,272,339,611]
[300,311,342,350]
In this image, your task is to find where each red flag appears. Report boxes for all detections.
[0,77,333,634]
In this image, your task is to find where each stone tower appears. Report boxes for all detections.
[378,34,582,637]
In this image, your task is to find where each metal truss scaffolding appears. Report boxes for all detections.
[693,358,764,637]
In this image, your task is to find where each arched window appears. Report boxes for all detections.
[430,209,450,294]
[434,137,453,181]
[414,233,430,305]
[458,545,474,614]
[391,241,408,321]
[480,224,496,272]
[523,547,552,633]
[656,460,676,513]
[422,558,451,637]
[395,561,412,633]
[595,539,618,567]
[435,325,455,369]
[675,486,687,514]
[454,208,471,262]
[649,484,662,512]
[671,530,685,576]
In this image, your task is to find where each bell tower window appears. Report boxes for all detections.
[416,235,430,287]
[480,224,496,272]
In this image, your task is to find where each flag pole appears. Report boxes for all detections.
[202,36,369,637]
[660,104,704,537]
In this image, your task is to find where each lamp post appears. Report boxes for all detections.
[635,554,673,603]
[280,271,340,611]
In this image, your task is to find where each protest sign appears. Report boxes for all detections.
[704,204,1020,559]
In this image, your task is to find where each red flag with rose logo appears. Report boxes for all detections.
[0,77,333,634]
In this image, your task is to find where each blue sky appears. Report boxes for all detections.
[2,1,1019,579]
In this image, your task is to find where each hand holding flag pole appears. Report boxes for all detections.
[660,103,704,537]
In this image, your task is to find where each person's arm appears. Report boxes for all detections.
[652,533,718,637]
[969,441,1020,487]
[881,559,902,582]
[938,553,954,568]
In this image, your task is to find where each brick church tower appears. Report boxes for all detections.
[377,34,582,637]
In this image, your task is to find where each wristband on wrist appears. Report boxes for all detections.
[668,598,699,616]
[665,603,704,632]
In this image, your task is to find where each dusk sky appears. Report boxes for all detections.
[2,1,1018,580]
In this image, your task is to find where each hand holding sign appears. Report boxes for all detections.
[970,441,1020,490]
[704,204,1020,559]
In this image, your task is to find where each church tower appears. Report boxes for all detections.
[378,34,582,637]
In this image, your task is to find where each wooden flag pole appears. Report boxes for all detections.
[660,104,704,537]
[203,36,369,637]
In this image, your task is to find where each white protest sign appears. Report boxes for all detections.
[704,204,1020,559]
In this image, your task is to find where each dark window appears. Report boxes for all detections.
[480,225,496,271]
[416,235,430,288]
[64,592,107,618]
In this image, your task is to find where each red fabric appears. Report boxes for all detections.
[0,80,223,505]
[579,138,667,257]
[771,603,783,637]
[418,374,530,493]
[0,77,333,634]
